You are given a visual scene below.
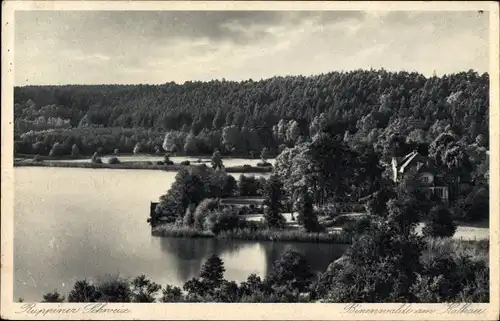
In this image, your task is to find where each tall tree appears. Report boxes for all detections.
[263,175,286,228]
[199,255,226,288]
[211,149,224,170]
[297,191,320,232]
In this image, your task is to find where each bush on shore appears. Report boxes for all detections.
[256,161,272,167]
[107,157,120,164]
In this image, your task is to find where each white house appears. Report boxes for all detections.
[391,151,449,203]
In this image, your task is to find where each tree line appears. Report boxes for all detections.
[14,69,488,158]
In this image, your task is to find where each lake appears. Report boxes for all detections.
[14,166,346,302]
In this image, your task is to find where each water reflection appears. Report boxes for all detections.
[157,236,348,283]
[158,237,250,281]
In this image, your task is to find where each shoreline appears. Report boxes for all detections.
[151,225,353,244]
[14,153,277,161]
[13,159,273,173]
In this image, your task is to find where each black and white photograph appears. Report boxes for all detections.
[1,1,499,320]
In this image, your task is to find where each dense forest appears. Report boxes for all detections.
[14,69,489,158]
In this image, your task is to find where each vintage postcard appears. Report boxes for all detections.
[1,1,499,320]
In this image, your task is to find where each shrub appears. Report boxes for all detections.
[267,249,314,294]
[213,280,240,302]
[161,285,184,302]
[415,246,489,302]
[257,161,272,167]
[33,154,42,162]
[193,198,220,230]
[323,216,424,302]
[410,274,449,303]
[422,206,457,238]
[68,279,99,302]
[183,204,196,227]
[131,275,162,302]
[181,160,191,166]
[156,161,164,165]
[204,208,245,234]
[454,264,489,302]
[42,290,65,302]
[313,259,348,298]
[96,275,132,302]
[164,160,174,165]
[107,157,120,164]
[238,174,258,196]
[183,278,208,299]
[343,216,374,237]
[91,152,102,164]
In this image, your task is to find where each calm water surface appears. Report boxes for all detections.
[14,166,346,301]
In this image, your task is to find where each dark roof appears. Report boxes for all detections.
[398,151,421,173]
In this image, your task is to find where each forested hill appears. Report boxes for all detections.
[14,69,489,157]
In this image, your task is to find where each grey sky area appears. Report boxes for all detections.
[15,10,489,85]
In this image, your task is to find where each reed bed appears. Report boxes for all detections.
[152,225,215,238]
[217,228,352,244]
[152,224,352,244]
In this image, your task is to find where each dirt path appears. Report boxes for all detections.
[416,221,489,240]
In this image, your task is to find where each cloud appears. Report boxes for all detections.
[70,53,112,63]
[14,10,489,85]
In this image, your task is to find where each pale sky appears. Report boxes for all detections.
[14,10,489,85]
